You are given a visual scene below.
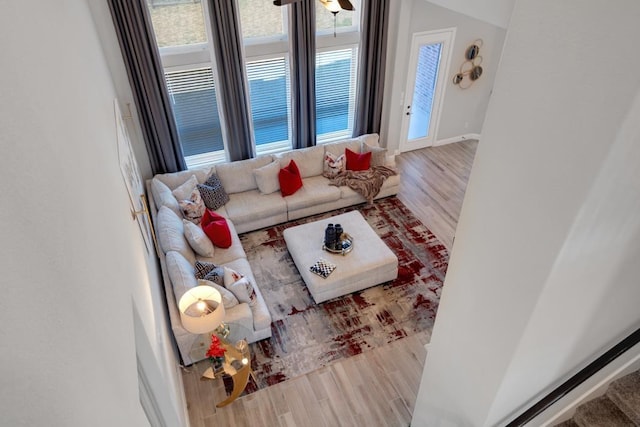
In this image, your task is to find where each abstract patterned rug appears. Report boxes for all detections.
[224,197,449,394]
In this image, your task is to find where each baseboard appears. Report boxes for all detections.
[529,342,640,426]
[434,133,481,147]
[392,133,481,156]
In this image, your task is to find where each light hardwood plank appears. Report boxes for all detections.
[182,140,478,426]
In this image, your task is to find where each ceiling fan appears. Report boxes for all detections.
[273,0,355,36]
[273,0,355,13]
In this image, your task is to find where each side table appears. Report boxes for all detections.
[191,333,254,408]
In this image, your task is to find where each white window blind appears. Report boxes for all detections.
[316,47,358,142]
[246,57,291,151]
[164,67,224,159]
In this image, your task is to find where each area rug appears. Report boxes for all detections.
[224,196,449,394]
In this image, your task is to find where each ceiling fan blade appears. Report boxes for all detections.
[336,0,354,11]
[273,0,300,6]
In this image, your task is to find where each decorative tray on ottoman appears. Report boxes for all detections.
[323,234,353,255]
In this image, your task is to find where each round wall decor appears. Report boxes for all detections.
[454,39,484,89]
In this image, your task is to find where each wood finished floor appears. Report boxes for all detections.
[182,140,479,427]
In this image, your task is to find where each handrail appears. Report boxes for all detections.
[506,327,640,426]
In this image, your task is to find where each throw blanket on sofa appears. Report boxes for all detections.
[329,166,397,203]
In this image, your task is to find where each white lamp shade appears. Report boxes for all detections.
[178,285,226,334]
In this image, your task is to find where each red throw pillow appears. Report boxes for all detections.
[345,148,371,171]
[200,209,232,248]
[278,159,303,196]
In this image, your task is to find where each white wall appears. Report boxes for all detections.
[412,1,640,426]
[0,2,185,425]
[425,0,515,29]
[382,0,506,152]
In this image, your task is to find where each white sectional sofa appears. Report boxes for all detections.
[148,134,399,365]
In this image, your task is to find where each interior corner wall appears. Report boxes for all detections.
[0,2,184,426]
[383,0,506,153]
[411,1,640,426]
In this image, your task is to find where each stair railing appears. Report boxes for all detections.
[506,327,640,426]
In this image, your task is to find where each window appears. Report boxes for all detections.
[147,0,361,168]
[316,48,358,141]
[246,57,292,153]
[315,0,360,143]
[146,0,207,48]
[239,3,291,155]
[238,0,285,40]
[164,67,225,167]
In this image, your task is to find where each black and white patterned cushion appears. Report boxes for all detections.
[197,173,229,210]
[194,260,224,286]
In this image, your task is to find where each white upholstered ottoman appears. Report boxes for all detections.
[283,211,398,303]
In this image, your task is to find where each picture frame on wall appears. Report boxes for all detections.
[115,99,156,255]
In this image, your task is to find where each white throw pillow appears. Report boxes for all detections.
[197,279,238,309]
[172,175,198,202]
[253,160,281,194]
[182,219,214,257]
[223,267,258,307]
[323,152,345,178]
[178,188,206,223]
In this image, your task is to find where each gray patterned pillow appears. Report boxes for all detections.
[197,173,229,210]
[194,261,225,286]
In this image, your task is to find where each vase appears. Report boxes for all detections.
[212,357,225,376]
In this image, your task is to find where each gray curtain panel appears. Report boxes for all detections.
[208,0,255,161]
[353,0,390,136]
[289,0,317,149]
[107,0,187,174]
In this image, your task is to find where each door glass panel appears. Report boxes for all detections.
[408,43,442,140]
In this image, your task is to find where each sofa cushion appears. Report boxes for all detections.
[198,279,238,309]
[150,178,181,215]
[277,145,325,178]
[194,260,224,285]
[172,175,199,202]
[154,167,213,190]
[359,133,380,148]
[282,175,341,211]
[224,190,287,225]
[178,188,206,224]
[361,144,387,167]
[157,206,196,264]
[215,155,273,194]
[182,219,214,257]
[197,183,229,211]
[323,138,361,158]
[165,250,197,306]
[223,267,258,307]
[323,152,345,178]
[279,159,303,196]
[201,209,232,248]
[253,160,281,195]
[345,148,371,171]
[223,258,271,331]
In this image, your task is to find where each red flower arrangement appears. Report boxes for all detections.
[206,335,226,364]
